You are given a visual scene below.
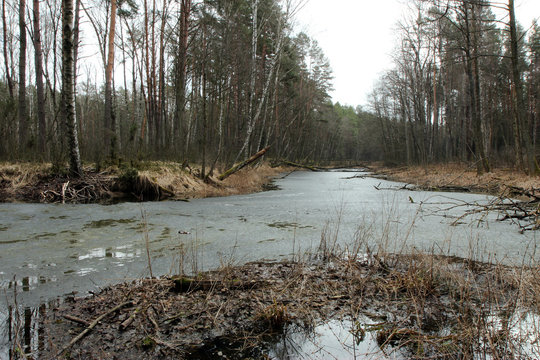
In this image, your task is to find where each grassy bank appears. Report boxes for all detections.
[0,161,286,203]
[369,162,540,196]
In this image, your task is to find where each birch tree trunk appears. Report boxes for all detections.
[236,0,289,163]
[61,0,82,176]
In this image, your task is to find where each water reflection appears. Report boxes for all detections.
[0,300,58,359]
[1,276,58,293]
[268,318,403,359]
[75,246,143,261]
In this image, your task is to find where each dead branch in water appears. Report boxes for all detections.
[422,188,540,232]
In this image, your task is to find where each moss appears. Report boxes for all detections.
[140,336,156,349]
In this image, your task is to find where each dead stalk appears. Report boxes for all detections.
[140,207,153,278]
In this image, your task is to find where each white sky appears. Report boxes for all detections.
[295,0,540,108]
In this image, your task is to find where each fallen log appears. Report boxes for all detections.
[280,160,324,172]
[218,146,270,181]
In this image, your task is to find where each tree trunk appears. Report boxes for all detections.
[509,0,536,174]
[73,0,80,131]
[104,0,117,160]
[201,25,207,179]
[18,0,27,154]
[175,0,191,159]
[61,0,82,176]
[33,0,46,156]
[464,3,489,174]
[234,0,259,162]
[2,0,13,99]
[158,0,168,150]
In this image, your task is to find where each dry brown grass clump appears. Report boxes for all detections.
[139,162,285,199]
[0,162,50,191]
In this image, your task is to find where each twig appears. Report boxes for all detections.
[119,306,139,331]
[57,301,132,356]
[147,307,160,333]
[63,314,90,327]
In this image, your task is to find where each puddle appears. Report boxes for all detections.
[267,318,404,359]
[483,310,540,358]
[188,317,404,359]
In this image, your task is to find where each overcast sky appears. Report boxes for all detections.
[295,0,540,108]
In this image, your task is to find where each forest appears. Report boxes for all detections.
[0,0,538,176]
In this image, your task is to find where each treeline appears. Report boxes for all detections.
[370,0,539,174]
[0,0,366,175]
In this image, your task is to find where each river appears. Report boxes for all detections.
[0,169,538,356]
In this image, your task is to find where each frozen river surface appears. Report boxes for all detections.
[1,169,538,309]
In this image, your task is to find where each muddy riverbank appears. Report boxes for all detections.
[31,253,540,359]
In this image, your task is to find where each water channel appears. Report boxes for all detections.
[0,169,538,357]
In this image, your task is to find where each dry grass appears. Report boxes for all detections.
[0,162,50,189]
[371,162,540,195]
[140,162,286,199]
